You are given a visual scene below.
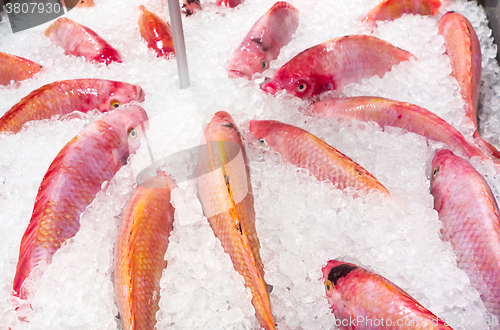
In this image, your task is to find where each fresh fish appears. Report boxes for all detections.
[197,112,275,330]
[322,260,454,329]
[249,120,389,195]
[139,5,175,59]
[438,12,500,158]
[0,52,42,86]
[181,0,202,16]
[361,0,442,27]
[216,0,242,8]
[114,170,175,330]
[45,17,122,65]
[228,1,299,79]
[430,149,500,317]
[261,35,413,99]
[12,106,148,300]
[0,79,145,134]
[307,96,488,160]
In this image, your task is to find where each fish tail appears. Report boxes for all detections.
[474,130,500,160]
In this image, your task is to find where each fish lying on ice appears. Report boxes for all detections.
[322,260,454,329]
[438,11,500,158]
[139,5,175,59]
[216,0,242,8]
[0,52,42,86]
[45,17,122,65]
[249,119,389,195]
[430,149,500,317]
[114,170,175,330]
[228,1,299,79]
[12,106,148,301]
[261,35,413,99]
[306,96,489,160]
[361,0,442,27]
[0,79,144,134]
[197,111,275,330]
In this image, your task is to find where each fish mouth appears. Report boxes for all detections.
[228,70,250,79]
[136,85,146,102]
[260,81,277,94]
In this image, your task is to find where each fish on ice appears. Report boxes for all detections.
[322,260,454,329]
[0,52,42,86]
[114,170,176,330]
[228,1,299,79]
[138,5,175,58]
[430,149,500,317]
[361,0,442,27]
[216,0,242,8]
[261,35,413,99]
[0,79,145,134]
[197,111,275,330]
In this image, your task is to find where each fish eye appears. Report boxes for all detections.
[296,81,307,93]
[110,100,121,109]
[433,167,439,177]
[325,280,333,292]
[261,60,268,70]
[128,128,137,139]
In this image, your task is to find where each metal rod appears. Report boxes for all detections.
[167,0,190,89]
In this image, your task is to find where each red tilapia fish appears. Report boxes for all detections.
[249,120,389,195]
[45,17,122,65]
[0,52,42,86]
[322,260,454,329]
[181,0,202,16]
[431,149,500,317]
[361,0,442,27]
[12,106,148,301]
[307,97,488,160]
[216,0,242,8]
[114,171,175,330]
[228,1,299,79]
[261,35,414,99]
[438,12,500,158]
[0,79,144,134]
[138,5,175,59]
[197,112,275,330]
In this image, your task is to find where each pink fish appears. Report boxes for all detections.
[45,17,122,65]
[216,0,242,8]
[181,0,202,16]
[138,5,175,59]
[307,96,488,160]
[228,1,299,79]
[12,106,148,300]
[322,260,454,329]
[430,149,500,317]
[0,52,42,86]
[249,120,389,195]
[438,12,500,159]
[0,79,144,134]
[114,171,175,330]
[198,112,275,330]
[261,35,413,99]
[361,0,442,27]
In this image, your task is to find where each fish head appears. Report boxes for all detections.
[261,70,316,99]
[430,149,456,212]
[104,83,146,111]
[321,260,358,310]
[203,111,242,142]
[248,120,286,148]
[228,41,273,79]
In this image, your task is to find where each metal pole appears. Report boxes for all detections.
[167,0,190,89]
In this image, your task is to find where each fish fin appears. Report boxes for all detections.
[474,130,500,159]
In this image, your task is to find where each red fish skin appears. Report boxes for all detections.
[361,0,442,27]
[228,1,299,79]
[44,18,122,65]
[430,149,500,317]
[12,106,149,300]
[0,79,144,134]
[307,96,489,160]
[249,119,389,195]
[0,52,42,86]
[216,0,242,8]
[114,171,175,330]
[138,5,175,59]
[261,35,414,99]
[322,260,454,329]
[198,111,275,330]
[181,0,202,16]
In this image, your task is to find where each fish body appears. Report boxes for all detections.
[45,17,122,65]
[114,171,175,330]
[0,79,144,134]
[322,260,454,329]
[307,97,488,160]
[430,149,500,317]
[361,0,441,27]
[0,52,42,86]
[197,112,275,330]
[216,0,242,8]
[181,0,202,16]
[261,35,413,99]
[138,5,175,59]
[13,106,148,300]
[249,120,388,195]
[228,1,299,79]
